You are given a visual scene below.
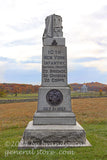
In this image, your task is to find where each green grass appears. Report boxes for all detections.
[71,91,107,97]
[0,93,38,100]
[0,91,107,101]
[0,122,107,160]
[0,98,107,160]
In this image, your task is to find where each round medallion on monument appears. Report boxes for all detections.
[46,89,63,106]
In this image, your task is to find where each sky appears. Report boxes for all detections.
[0,0,107,85]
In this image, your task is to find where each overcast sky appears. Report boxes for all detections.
[0,0,107,84]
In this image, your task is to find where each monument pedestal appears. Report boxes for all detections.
[33,112,76,125]
[33,86,76,125]
[18,121,91,149]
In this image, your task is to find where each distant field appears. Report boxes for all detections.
[0,93,38,100]
[71,91,107,97]
[0,97,107,160]
[0,91,107,101]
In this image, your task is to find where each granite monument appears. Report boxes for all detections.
[18,14,91,149]
[81,84,88,93]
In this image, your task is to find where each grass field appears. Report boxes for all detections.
[0,91,107,101]
[71,91,107,97]
[0,97,107,160]
[0,93,38,100]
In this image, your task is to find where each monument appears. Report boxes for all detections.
[81,84,88,93]
[18,14,91,149]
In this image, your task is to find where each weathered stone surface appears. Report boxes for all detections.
[36,87,72,112]
[18,14,91,149]
[42,46,67,86]
[43,37,65,46]
[18,121,91,149]
[43,14,63,40]
[33,112,76,125]
[34,13,76,125]
[33,86,76,125]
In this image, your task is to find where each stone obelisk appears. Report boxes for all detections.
[33,14,76,125]
[18,14,91,149]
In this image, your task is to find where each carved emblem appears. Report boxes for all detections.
[46,89,63,106]
[51,40,57,46]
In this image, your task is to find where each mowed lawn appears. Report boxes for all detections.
[0,98,107,160]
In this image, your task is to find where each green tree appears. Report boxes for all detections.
[0,89,7,97]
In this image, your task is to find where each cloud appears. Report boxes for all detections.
[0,61,6,82]
[66,4,107,76]
[81,58,107,72]
[0,0,107,84]
[21,56,41,64]
[95,37,107,47]
[4,37,38,47]
[4,68,41,84]
[0,58,41,72]
[0,56,15,63]
[0,59,41,85]
[0,45,42,61]
[0,55,42,72]
[68,66,107,84]
[92,5,107,19]
[71,57,101,63]
[9,17,43,32]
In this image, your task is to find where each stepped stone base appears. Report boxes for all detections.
[18,121,91,149]
[33,112,76,125]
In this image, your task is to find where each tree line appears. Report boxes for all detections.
[0,82,107,97]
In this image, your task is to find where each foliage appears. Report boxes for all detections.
[70,82,107,91]
[69,84,73,91]
[104,86,107,93]
[99,89,103,96]
[0,89,7,97]
[0,82,107,95]
[0,83,40,94]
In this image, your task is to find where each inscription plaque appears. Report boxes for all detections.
[46,89,63,106]
[42,46,67,86]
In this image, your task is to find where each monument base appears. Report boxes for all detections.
[33,86,76,125]
[33,112,76,125]
[18,121,91,149]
